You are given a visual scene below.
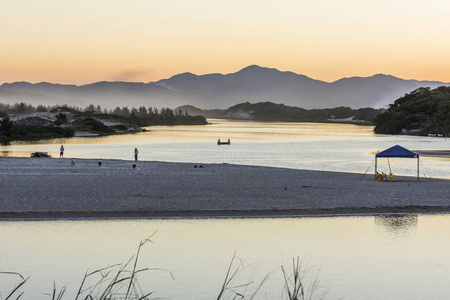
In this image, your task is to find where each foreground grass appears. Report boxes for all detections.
[2,236,329,300]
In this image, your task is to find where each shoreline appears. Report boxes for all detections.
[1,157,449,221]
[415,150,450,157]
[1,206,450,221]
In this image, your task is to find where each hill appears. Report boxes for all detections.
[177,102,383,123]
[1,66,449,110]
[374,86,450,135]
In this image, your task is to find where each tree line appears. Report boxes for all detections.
[0,103,208,144]
[374,86,450,135]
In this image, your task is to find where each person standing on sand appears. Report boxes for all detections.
[60,145,64,158]
[134,148,138,161]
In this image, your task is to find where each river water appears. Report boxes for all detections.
[1,120,449,178]
[1,215,450,300]
[1,121,450,299]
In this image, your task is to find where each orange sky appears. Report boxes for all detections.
[1,0,450,85]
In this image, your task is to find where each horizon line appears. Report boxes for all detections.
[2,65,450,86]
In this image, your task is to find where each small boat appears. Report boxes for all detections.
[217,139,230,145]
[31,152,52,158]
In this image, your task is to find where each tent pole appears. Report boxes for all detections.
[417,157,420,181]
[375,157,377,180]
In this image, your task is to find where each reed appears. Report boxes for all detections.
[71,232,173,300]
[281,257,328,300]
[2,240,330,299]
[0,271,29,300]
[1,236,165,300]
[51,282,66,300]
[216,252,272,300]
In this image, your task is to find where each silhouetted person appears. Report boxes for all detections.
[60,145,64,158]
[134,148,138,161]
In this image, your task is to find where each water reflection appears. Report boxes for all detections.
[374,214,418,239]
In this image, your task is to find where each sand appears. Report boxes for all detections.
[0,157,449,220]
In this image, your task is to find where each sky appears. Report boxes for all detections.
[1,0,450,85]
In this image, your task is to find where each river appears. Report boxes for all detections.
[1,215,450,300]
[0,120,449,299]
[1,120,449,178]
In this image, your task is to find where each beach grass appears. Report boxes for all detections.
[216,252,272,300]
[0,271,29,300]
[67,232,174,300]
[282,258,328,300]
[2,246,329,300]
[2,234,175,300]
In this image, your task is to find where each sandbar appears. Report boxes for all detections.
[0,157,449,220]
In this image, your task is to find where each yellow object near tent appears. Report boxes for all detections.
[375,145,419,181]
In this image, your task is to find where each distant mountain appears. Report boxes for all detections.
[0,81,185,109]
[1,65,449,109]
[156,66,449,109]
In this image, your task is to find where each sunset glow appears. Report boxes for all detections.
[2,0,450,84]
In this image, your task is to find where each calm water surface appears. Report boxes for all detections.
[1,120,449,178]
[1,121,450,299]
[1,215,450,300]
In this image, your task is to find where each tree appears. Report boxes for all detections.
[13,102,34,114]
[0,115,14,134]
[374,86,450,135]
[36,105,48,112]
[131,107,139,116]
[55,112,68,125]
[121,107,130,116]
[160,108,175,122]
[112,106,122,115]
[138,106,148,117]
[85,104,95,112]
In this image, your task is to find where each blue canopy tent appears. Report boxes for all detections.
[375,145,420,181]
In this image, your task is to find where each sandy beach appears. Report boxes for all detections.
[0,156,449,220]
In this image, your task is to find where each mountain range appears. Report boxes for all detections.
[1,65,448,110]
